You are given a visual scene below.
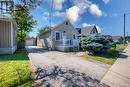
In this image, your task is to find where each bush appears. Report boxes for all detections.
[80,35,111,53]
[110,42,116,49]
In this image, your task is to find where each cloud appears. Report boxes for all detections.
[110,13,118,17]
[82,23,88,27]
[65,0,92,23]
[102,0,110,4]
[66,6,80,23]
[82,23,94,27]
[104,13,119,17]
[53,0,64,10]
[66,0,103,23]
[42,12,50,20]
[53,11,65,17]
[89,4,103,16]
[72,0,91,13]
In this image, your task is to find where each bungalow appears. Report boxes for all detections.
[37,20,79,51]
[76,25,100,35]
[0,16,17,54]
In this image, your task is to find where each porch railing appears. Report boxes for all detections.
[55,39,78,47]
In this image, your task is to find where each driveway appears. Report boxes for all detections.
[26,46,110,87]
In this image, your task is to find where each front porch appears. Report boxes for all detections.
[0,19,17,54]
[54,39,79,51]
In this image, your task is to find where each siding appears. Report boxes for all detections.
[37,32,51,48]
[52,21,78,47]
[0,20,11,48]
[37,20,78,50]
[52,21,78,39]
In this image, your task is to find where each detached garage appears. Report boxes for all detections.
[0,16,17,54]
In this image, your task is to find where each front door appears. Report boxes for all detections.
[72,34,78,46]
[62,31,67,39]
[62,31,67,45]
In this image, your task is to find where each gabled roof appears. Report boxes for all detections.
[38,28,51,36]
[39,19,78,36]
[52,19,77,32]
[26,35,35,40]
[82,25,97,34]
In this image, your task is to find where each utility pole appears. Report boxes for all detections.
[50,0,53,50]
[123,13,126,45]
[127,32,129,42]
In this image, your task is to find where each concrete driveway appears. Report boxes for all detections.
[26,46,110,87]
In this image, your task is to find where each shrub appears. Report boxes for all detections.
[70,47,78,52]
[80,35,111,53]
[110,42,117,49]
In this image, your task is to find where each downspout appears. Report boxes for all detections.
[11,21,14,53]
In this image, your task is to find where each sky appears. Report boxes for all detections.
[16,0,130,37]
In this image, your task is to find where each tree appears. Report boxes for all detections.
[80,35,111,53]
[20,0,42,9]
[0,0,42,15]
[118,36,124,44]
[38,26,49,35]
[11,5,36,48]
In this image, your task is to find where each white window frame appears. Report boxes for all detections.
[55,31,61,41]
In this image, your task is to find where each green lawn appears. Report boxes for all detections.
[0,49,33,87]
[82,44,128,65]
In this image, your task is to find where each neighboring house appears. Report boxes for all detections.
[37,20,79,51]
[103,35,112,40]
[25,35,35,46]
[77,25,100,36]
[0,16,17,54]
[104,35,123,44]
[111,36,123,43]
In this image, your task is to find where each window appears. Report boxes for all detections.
[55,32,60,40]
[66,22,68,25]
[73,34,76,39]
[93,30,95,33]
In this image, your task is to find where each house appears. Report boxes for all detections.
[76,25,100,36]
[37,20,79,51]
[0,16,17,54]
[111,36,123,44]
[25,35,36,46]
[103,35,123,44]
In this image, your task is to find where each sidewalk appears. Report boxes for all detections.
[101,44,130,87]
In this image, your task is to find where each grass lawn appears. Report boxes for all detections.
[0,49,33,87]
[82,44,128,65]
